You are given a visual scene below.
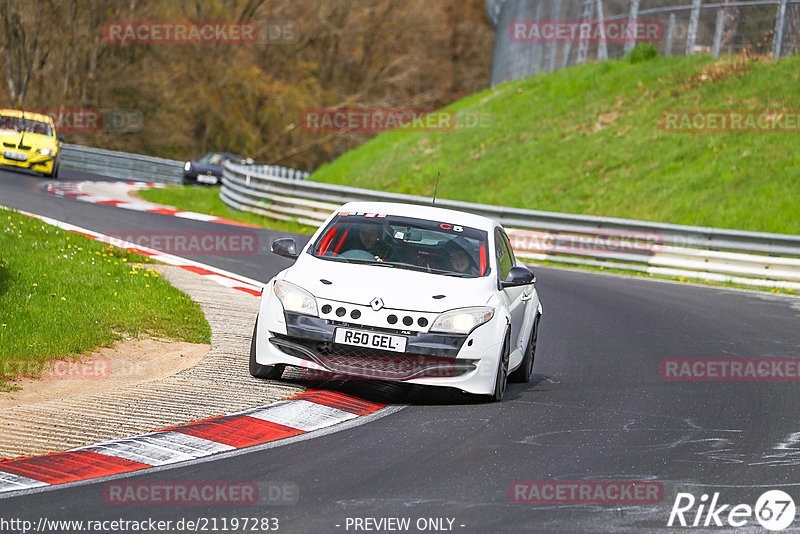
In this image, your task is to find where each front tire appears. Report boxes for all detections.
[46,162,59,179]
[249,316,284,379]
[488,330,510,402]
[510,314,539,383]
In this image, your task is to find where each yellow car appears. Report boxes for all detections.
[0,109,62,178]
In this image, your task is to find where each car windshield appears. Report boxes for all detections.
[0,115,53,136]
[310,212,490,278]
[198,152,243,165]
[198,153,225,165]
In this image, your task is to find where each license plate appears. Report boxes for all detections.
[334,328,407,353]
[197,174,218,184]
[3,150,26,161]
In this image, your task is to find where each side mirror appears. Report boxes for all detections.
[271,238,298,259]
[501,265,535,288]
[56,134,65,142]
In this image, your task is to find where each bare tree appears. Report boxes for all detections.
[0,1,48,106]
[0,0,493,169]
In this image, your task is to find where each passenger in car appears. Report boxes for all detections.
[446,246,479,275]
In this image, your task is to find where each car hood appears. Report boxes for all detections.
[281,254,495,313]
[0,131,57,150]
[190,162,223,173]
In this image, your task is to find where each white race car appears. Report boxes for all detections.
[250,201,542,401]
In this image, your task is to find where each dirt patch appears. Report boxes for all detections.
[0,337,209,409]
[673,55,757,95]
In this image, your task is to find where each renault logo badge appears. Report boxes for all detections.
[370,298,384,311]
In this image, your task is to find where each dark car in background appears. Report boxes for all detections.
[182,152,253,185]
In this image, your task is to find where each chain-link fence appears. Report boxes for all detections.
[487,0,800,86]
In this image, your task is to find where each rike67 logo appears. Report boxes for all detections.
[668,490,796,531]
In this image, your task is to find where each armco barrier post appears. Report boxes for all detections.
[685,0,702,55]
[773,0,788,58]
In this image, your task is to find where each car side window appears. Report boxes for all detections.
[495,228,514,281]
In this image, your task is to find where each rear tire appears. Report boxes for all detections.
[488,330,510,402]
[510,314,539,383]
[249,316,284,379]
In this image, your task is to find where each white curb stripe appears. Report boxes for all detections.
[47,181,256,229]
[81,439,201,467]
[130,432,236,456]
[175,212,217,222]
[246,400,359,432]
[77,432,234,467]
[0,472,49,491]
[111,202,157,212]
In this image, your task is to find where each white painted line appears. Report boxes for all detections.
[648,266,800,290]
[246,399,358,432]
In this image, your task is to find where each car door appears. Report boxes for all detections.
[495,228,527,351]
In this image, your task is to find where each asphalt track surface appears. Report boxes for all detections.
[2,168,800,532]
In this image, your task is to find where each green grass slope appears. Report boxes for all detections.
[309,53,800,235]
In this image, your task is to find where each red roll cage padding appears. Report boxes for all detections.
[479,245,487,276]
[318,228,337,255]
[333,229,349,254]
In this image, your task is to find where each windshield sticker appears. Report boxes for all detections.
[338,211,387,218]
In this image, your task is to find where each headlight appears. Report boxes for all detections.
[37,148,53,156]
[430,307,494,335]
[183,161,192,171]
[274,280,318,316]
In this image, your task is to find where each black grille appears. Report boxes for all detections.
[271,334,472,379]
[281,312,466,358]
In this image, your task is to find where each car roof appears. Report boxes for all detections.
[0,109,55,126]
[337,201,501,232]
[202,152,244,159]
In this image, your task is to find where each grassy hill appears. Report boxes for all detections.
[309,53,800,235]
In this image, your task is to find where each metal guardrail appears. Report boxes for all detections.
[60,143,184,183]
[59,144,308,186]
[51,143,800,288]
[220,162,800,289]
